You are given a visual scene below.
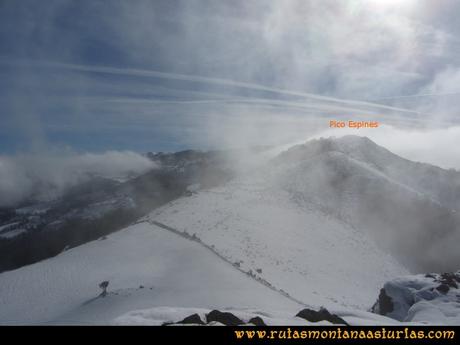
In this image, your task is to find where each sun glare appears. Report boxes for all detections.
[369,0,415,10]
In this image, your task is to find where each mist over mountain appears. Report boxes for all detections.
[1,135,459,325]
[0,147,244,272]
[2,0,460,328]
[0,150,156,208]
[273,136,460,272]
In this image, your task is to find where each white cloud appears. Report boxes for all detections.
[0,150,157,207]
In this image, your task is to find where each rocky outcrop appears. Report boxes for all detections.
[371,271,460,324]
[295,308,348,325]
[164,307,348,326]
[177,313,205,325]
[206,310,244,326]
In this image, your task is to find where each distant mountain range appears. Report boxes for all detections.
[0,149,235,272]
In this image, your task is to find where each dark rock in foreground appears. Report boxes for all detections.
[178,313,205,325]
[248,316,266,326]
[375,288,394,315]
[206,310,244,326]
[296,307,348,325]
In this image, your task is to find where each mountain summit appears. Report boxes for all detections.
[274,136,460,272]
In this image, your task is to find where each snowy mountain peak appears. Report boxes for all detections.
[271,136,460,272]
[275,135,396,168]
[316,135,376,151]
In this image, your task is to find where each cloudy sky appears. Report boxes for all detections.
[1,0,460,160]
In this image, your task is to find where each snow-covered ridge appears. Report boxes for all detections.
[147,152,410,310]
[271,136,460,272]
[276,136,460,211]
[0,222,301,324]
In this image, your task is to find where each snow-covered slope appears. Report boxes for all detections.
[0,222,302,325]
[144,135,459,308]
[0,220,401,325]
[147,172,409,311]
[1,135,458,325]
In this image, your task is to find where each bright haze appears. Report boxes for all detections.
[2,1,460,326]
[1,0,460,200]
